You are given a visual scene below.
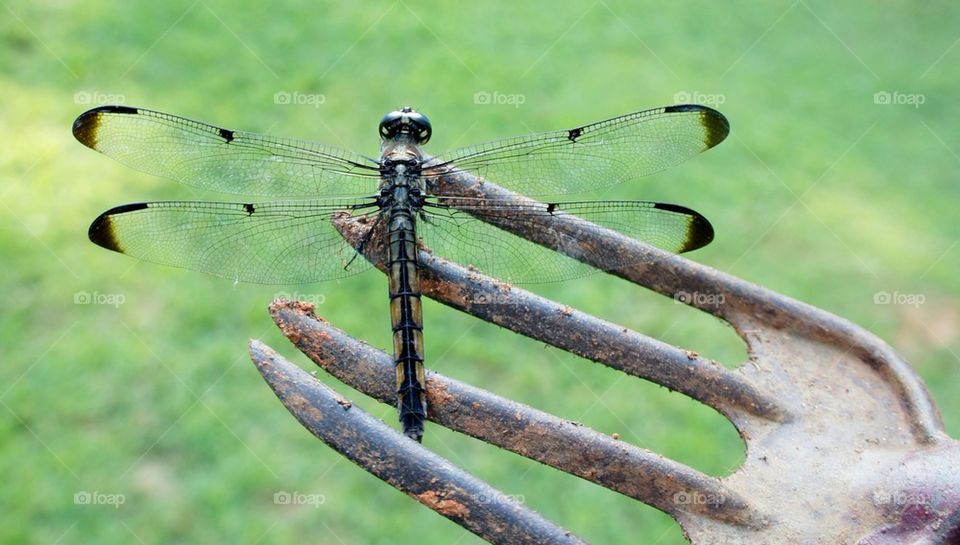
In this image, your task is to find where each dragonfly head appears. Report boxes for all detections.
[379,107,431,144]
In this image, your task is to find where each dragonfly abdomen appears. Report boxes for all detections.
[386,207,427,442]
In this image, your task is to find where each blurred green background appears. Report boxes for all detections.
[2,1,958,543]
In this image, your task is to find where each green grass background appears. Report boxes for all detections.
[2,1,959,543]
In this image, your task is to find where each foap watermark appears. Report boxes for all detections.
[74,490,125,509]
[473,90,526,108]
[872,489,931,508]
[873,91,925,108]
[873,290,925,308]
[274,91,326,108]
[74,90,126,105]
[674,290,725,308]
[474,492,525,505]
[273,291,326,305]
[673,91,726,107]
[672,491,725,506]
[74,290,125,308]
[273,490,325,507]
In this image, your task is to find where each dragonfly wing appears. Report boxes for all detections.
[419,199,712,284]
[425,104,728,197]
[73,106,381,197]
[89,199,378,284]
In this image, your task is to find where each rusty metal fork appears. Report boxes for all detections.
[248,170,960,544]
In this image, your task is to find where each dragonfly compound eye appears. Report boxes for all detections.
[379,107,431,144]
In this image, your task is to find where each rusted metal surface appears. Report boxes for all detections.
[334,216,787,428]
[250,168,960,544]
[429,169,944,443]
[266,299,762,528]
[249,340,585,545]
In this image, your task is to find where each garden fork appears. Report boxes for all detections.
[249,167,960,544]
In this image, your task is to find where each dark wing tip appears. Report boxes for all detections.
[653,202,715,252]
[73,105,139,148]
[664,104,730,149]
[662,104,705,113]
[88,202,147,252]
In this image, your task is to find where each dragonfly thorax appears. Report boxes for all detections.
[377,181,424,210]
[379,137,426,194]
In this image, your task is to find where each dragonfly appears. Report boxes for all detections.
[73,103,729,442]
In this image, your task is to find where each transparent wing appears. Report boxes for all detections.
[425,105,728,197]
[419,199,712,283]
[88,199,379,284]
[73,106,381,197]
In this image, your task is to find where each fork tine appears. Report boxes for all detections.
[332,215,788,427]
[249,338,588,545]
[428,167,944,443]
[262,301,766,528]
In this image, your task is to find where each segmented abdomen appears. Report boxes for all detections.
[386,208,426,442]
